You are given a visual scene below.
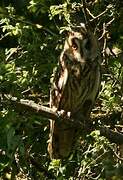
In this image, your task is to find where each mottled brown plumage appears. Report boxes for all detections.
[48,24,101,159]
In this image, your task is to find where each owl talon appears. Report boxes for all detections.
[67,111,71,118]
[57,110,71,119]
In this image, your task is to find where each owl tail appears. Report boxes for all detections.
[48,120,76,159]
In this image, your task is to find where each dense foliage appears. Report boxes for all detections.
[0,0,123,179]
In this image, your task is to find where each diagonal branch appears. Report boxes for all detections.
[7,96,58,120]
[2,95,123,145]
[89,5,112,22]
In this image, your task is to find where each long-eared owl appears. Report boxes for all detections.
[48,23,101,159]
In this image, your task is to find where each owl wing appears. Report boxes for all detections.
[50,61,68,110]
[48,63,72,159]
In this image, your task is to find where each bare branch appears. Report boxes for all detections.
[102,23,107,62]
[2,95,123,145]
[0,33,10,41]
[106,18,115,27]
[8,96,58,120]
[82,0,90,24]
[89,5,113,22]
[98,23,107,41]
[112,149,123,161]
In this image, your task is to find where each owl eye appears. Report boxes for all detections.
[71,38,78,50]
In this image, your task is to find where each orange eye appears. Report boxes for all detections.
[71,38,78,50]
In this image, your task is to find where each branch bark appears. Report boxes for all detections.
[2,95,123,145]
[9,96,58,120]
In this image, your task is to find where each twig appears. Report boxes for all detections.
[86,8,95,19]
[106,18,115,27]
[89,5,112,22]
[89,168,104,180]
[100,22,107,63]
[98,22,107,41]
[0,32,10,41]
[5,46,21,61]
[98,18,114,41]
[82,0,89,24]
[112,149,123,161]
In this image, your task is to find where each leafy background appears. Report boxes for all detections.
[0,0,123,179]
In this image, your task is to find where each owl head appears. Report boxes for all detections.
[62,23,99,64]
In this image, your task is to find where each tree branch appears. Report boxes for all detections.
[87,5,112,22]
[7,96,58,120]
[2,95,123,145]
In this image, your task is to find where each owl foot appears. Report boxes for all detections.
[57,110,71,119]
